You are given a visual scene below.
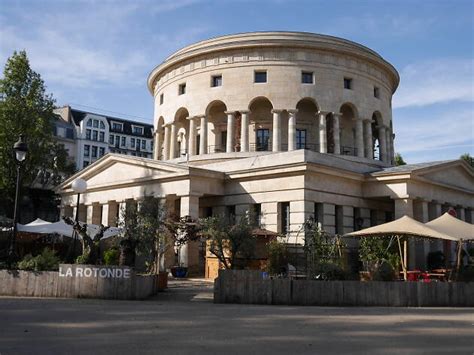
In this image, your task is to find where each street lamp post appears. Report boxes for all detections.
[9,135,28,266]
[68,178,87,262]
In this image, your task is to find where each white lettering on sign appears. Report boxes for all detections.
[59,265,131,279]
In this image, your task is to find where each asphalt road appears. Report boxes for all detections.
[0,279,473,355]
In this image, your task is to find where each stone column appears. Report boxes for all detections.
[431,202,443,252]
[163,124,171,161]
[378,125,387,162]
[271,109,282,152]
[187,117,196,156]
[287,109,297,151]
[179,195,200,271]
[169,123,177,159]
[414,200,430,269]
[101,203,109,226]
[363,119,373,159]
[91,203,102,225]
[458,207,466,221]
[199,115,208,155]
[386,129,392,164]
[240,110,249,152]
[86,205,93,224]
[355,118,364,158]
[318,111,327,153]
[332,113,341,155]
[394,198,414,219]
[225,111,235,153]
[153,129,161,160]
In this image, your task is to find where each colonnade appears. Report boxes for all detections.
[154,109,395,164]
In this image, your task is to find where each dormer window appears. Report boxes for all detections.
[112,122,123,132]
[132,125,144,135]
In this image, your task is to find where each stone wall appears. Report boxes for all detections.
[214,270,474,307]
[0,264,158,300]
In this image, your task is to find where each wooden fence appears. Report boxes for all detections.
[0,264,158,300]
[214,270,474,307]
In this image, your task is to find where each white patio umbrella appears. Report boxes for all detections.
[345,215,455,280]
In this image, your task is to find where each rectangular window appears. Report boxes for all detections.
[314,203,323,229]
[112,122,123,131]
[335,205,343,235]
[84,145,90,157]
[296,129,306,149]
[121,136,126,147]
[251,204,262,227]
[221,131,227,152]
[133,126,143,135]
[301,71,314,84]
[141,140,146,149]
[66,128,74,139]
[374,86,380,98]
[178,83,186,95]
[254,71,267,83]
[99,147,105,157]
[91,146,97,158]
[196,135,200,155]
[86,129,91,140]
[160,93,164,105]
[256,129,270,151]
[353,207,362,231]
[86,119,92,127]
[131,138,135,148]
[211,75,222,87]
[99,131,104,142]
[92,130,98,141]
[109,134,114,144]
[226,205,236,225]
[280,202,290,235]
[370,209,378,227]
[100,121,105,129]
[93,120,99,128]
[344,77,353,90]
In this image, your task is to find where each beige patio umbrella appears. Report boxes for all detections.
[426,213,474,273]
[345,215,455,280]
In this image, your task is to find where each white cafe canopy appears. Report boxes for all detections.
[425,213,474,241]
[17,220,121,239]
[345,215,457,241]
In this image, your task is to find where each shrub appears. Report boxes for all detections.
[372,262,396,281]
[267,240,289,276]
[104,248,120,265]
[18,248,60,271]
[314,262,348,280]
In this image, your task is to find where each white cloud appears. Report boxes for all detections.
[394,109,474,159]
[393,58,474,109]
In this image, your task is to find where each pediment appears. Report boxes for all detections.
[417,163,474,192]
[58,154,189,191]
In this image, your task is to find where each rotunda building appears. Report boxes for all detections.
[149,32,399,164]
[57,32,473,277]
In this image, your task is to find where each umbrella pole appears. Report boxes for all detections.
[455,240,463,279]
[397,236,407,281]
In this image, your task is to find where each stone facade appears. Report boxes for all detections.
[57,32,473,275]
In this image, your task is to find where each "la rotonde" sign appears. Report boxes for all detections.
[59,265,131,279]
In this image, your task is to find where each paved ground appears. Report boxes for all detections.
[0,279,473,355]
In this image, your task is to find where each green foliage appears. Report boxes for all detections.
[0,51,74,205]
[18,247,60,271]
[372,263,396,281]
[359,237,400,273]
[427,251,445,270]
[304,221,346,279]
[394,153,406,166]
[267,239,289,275]
[460,153,473,168]
[103,248,120,265]
[200,215,255,270]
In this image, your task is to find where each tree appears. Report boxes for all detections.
[394,153,406,166]
[460,153,473,168]
[0,51,74,213]
[163,214,200,268]
[200,215,255,270]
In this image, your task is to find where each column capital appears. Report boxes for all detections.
[377,124,388,130]
[186,116,196,121]
[362,118,374,123]
[271,109,283,114]
[224,111,236,116]
[195,114,206,119]
[331,112,343,117]
[287,109,298,114]
[239,110,250,114]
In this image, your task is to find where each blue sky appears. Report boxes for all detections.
[1,0,472,163]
